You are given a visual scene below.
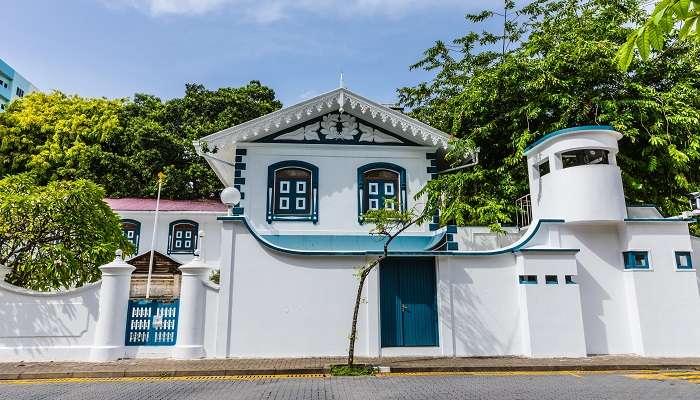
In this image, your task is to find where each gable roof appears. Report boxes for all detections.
[196,88,451,150]
[127,250,181,275]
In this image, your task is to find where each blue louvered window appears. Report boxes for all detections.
[365,170,399,212]
[168,220,198,254]
[266,161,319,223]
[357,163,407,223]
[121,219,141,255]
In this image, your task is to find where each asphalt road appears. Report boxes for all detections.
[1,371,700,400]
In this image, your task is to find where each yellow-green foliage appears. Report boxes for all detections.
[0,174,133,291]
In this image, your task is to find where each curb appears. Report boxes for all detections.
[388,365,700,373]
[1,365,700,381]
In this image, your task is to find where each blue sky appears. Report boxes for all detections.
[5,0,494,106]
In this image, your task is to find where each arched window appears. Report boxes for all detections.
[266,161,319,223]
[357,163,407,222]
[168,220,199,255]
[121,219,141,254]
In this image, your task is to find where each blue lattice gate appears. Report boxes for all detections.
[125,299,179,346]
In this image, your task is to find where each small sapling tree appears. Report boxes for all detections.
[346,200,426,367]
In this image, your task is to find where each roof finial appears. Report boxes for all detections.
[339,71,345,89]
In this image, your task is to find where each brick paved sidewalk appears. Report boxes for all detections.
[2,355,700,380]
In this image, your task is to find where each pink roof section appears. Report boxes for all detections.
[105,198,228,212]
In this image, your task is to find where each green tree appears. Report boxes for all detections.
[399,0,700,227]
[617,0,700,70]
[0,81,282,199]
[0,174,133,291]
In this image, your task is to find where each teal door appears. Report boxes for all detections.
[380,258,438,347]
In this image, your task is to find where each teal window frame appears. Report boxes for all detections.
[266,160,319,223]
[519,275,537,285]
[121,219,141,254]
[623,251,650,270]
[168,220,199,255]
[675,251,693,270]
[357,162,407,223]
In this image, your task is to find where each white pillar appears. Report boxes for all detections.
[90,250,135,361]
[173,249,210,359]
[216,220,237,357]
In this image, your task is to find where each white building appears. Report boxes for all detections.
[3,87,700,361]
[145,88,700,358]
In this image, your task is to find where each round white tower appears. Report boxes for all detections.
[524,126,627,222]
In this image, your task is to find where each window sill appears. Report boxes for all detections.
[623,267,654,272]
[676,268,696,272]
[267,215,317,223]
[168,251,195,255]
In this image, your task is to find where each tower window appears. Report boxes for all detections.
[561,149,610,168]
[538,160,550,177]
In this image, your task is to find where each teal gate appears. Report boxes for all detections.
[125,299,179,346]
[380,258,438,347]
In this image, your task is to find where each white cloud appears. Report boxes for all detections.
[103,0,467,22]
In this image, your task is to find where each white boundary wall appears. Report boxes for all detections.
[0,280,101,361]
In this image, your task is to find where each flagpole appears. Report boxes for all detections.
[145,173,164,299]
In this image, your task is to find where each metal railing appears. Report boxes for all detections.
[515,194,532,229]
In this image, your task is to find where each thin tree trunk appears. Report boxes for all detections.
[346,215,422,366]
[347,268,368,366]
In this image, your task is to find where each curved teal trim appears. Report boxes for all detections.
[217,216,565,257]
[624,218,695,222]
[524,125,615,154]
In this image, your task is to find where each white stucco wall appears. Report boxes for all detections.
[560,223,634,355]
[455,226,523,251]
[115,211,223,269]
[618,222,700,356]
[202,280,220,357]
[217,221,372,358]
[516,252,587,357]
[440,255,524,357]
[238,143,434,235]
[693,236,700,291]
[0,281,101,361]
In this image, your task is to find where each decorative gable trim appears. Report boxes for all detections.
[257,112,413,146]
[197,88,450,149]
